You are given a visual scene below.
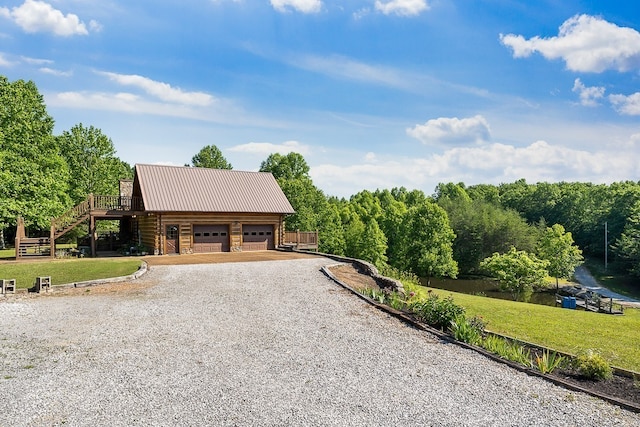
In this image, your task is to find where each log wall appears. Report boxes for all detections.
[138,212,285,254]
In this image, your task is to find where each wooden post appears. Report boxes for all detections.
[50,220,55,259]
[90,214,96,257]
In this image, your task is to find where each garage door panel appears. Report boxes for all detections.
[242,225,274,251]
[193,225,229,252]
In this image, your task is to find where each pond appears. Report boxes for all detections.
[421,277,558,306]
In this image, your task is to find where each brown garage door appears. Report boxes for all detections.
[242,225,274,251]
[193,225,230,253]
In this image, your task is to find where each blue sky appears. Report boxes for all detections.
[2,0,640,198]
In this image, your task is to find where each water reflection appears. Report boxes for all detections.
[422,277,558,306]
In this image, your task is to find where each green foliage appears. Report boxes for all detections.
[575,350,613,380]
[57,123,133,204]
[535,350,566,374]
[410,293,465,330]
[537,223,584,288]
[480,247,549,301]
[395,201,458,280]
[0,76,71,230]
[438,194,537,274]
[259,152,309,180]
[449,315,484,345]
[612,200,640,276]
[481,335,532,367]
[190,144,232,169]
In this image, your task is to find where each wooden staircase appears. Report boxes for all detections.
[15,194,142,260]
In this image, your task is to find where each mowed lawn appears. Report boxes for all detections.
[425,287,640,373]
[0,257,143,289]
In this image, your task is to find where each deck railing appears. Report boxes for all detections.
[283,230,319,251]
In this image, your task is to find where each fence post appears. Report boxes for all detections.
[50,220,55,259]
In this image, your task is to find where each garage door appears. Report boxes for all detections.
[242,225,274,251]
[193,225,230,253]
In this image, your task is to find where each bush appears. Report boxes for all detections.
[449,315,484,345]
[575,350,613,380]
[410,293,465,330]
[534,350,566,374]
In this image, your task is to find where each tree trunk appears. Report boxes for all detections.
[0,228,5,250]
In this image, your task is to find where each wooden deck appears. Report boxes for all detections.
[556,293,624,315]
[283,230,319,251]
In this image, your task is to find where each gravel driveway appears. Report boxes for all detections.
[1,257,639,426]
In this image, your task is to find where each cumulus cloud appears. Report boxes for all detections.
[270,0,322,13]
[1,0,96,36]
[229,140,310,155]
[97,71,214,107]
[609,92,640,116]
[500,14,640,72]
[311,140,639,198]
[572,78,605,107]
[407,115,491,145]
[374,0,430,16]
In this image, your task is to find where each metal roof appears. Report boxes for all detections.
[134,164,295,214]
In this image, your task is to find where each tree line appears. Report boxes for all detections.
[2,75,638,290]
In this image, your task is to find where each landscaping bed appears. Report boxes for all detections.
[327,262,640,411]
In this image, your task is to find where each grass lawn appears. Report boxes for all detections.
[0,258,143,289]
[416,286,640,372]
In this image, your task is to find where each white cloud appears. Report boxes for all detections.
[0,53,14,67]
[311,140,639,198]
[609,92,640,116]
[270,0,322,13]
[97,71,214,107]
[572,78,605,107]
[229,140,310,156]
[500,14,640,72]
[20,55,53,65]
[293,54,411,89]
[39,67,72,77]
[2,0,94,36]
[374,0,429,16]
[407,115,491,145]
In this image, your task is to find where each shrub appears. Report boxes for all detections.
[535,350,566,374]
[449,315,484,345]
[410,293,465,330]
[575,350,612,380]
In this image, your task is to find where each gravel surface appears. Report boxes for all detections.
[1,257,639,426]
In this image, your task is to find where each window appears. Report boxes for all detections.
[259,232,265,236]
[213,232,219,236]
[244,232,249,236]
[194,232,202,237]
[267,232,272,236]
[221,232,227,236]
[204,232,210,237]
[166,225,179,239]
[251,232,257,236]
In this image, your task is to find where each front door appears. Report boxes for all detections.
[166,225,179,254]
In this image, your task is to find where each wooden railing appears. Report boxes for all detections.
[283,230,319,251]
[52,195,143,240]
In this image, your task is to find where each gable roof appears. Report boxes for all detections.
[134,164,295,214]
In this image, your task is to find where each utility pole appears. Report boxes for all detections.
[604,221,608,271]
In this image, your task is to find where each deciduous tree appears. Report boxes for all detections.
[57,123,132,204]
[480,247,549,301]
[0,76,70,235]
[191,144,232,169]
[537,223,584,289]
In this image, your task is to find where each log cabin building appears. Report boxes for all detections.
[131,164,295,255]
[15,164,298,258]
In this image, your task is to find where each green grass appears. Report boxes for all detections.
[404,282,640,372]
[0,258,142,289]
